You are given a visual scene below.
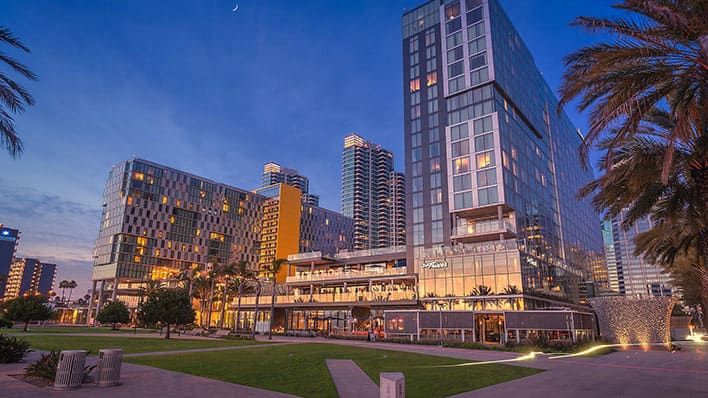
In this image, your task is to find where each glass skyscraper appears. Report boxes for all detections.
[341,133,406,250]
[402,0,604,308]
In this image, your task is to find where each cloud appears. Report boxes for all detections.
[0,179,100,294]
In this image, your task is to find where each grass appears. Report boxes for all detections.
[18,335,264,354]
[0,326,158,334]
[127,343,542,398]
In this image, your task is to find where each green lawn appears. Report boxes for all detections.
[128,343,542,398]
[0,326,158,334]
[18,335,263,354]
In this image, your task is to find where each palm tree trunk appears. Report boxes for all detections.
[206,278,215,327]
[269,280,276,340]
[219,284,227,329]
[235,286,242,333]
[252,288,260,339]
[165,323,171,339]
[67,288,73,303]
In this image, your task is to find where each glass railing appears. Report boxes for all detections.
[287,251,326,262]
[285,267,408,283]
[421,239,518,258]
[453,220,516,237]
[236,289,416,306]
[335,246,406,259]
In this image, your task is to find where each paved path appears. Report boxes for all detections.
[1,351,297,398]
[325,359,378,398]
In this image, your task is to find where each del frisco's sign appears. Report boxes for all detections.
[421,260,448,270]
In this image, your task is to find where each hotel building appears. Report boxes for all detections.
[3,258,56,299]
[0,225,20,298]
[341,133,407,250]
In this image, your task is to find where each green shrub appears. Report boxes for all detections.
[25,350,60,380]
[0,318,13,329]
[0,334,31,363]
[222,334,255,341]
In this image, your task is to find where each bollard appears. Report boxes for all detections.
[96,349,123,386]
[380,372,405,398]
[54,350,88,390]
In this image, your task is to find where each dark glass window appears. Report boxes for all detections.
[466,7,483,25]
[445,2,460,20]
[446,17,462,35]
[469,52,487,70]
[448,60,464,77]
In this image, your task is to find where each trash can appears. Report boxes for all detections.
[54,350,88,390]
[96,349,123,386]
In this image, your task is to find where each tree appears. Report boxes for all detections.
[191,274,212,327]
[3,295,54,331]
[216,262,238,329]
[0,26,37,157]
[261,258,287,340]
[558,0,707,175]
[502,285,522,311]
[232,261,251,333]
[137,288,195,339]
[177,264,201,300]
[95,300,130,330]
[250,276,262,338]
[66,280,77,303]
[471,285,493,310]
[58,280,69,303]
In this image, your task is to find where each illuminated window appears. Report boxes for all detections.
[126,196,133,206]
[210,232,225,242]
[445,2,460,20]
[176,200,182,207]
[476,151,495,169]
[426,72,437,86]
[223,202,230,212]
[136,237,147,246]
[194,246,199,253]
[199,190,206,198]
[132,171,145,181]
[161,196,168,205]
[155,249,161,256]
[134,255,141,263]
[453,157,470,174]
[196,228,201,236]
[167,241,172,248]
[169,215,175,224]
[409,79,420,92]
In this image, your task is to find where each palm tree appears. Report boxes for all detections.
[217,262,238,329]
[232,261,250,333]
[58,280,69,302]
[261,258,287,340]
[471,285,493,310]
[191,275,212,328]
[558,0,707,177]
[502,285,522,311]
[66,280,77,303]
[0,27,37,157]
[250,275,262,339]
[177,264,201,299]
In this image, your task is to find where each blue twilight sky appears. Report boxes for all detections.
[1,0,622,294]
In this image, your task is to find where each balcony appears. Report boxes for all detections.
[335,245,406,260]
[452,220,516,243]
[286,267,408,283]
[235,288,417,307]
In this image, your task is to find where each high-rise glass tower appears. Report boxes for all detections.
[0,226,20,297]
[262,162,320,206]
[611,211,672,297]
[341,133,406,250]
[402,0,603,307]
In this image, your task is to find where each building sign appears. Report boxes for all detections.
[421,260,448,270]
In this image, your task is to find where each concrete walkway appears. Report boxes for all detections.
[325,359,378,398]
[1,351,297,398]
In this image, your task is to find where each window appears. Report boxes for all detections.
[411,91,420,105]
[411,132,422,147]
[469,52,487,70]
[448,75,465,93]
[413,223,424,245]
[426,71,438,86]
[411,118,421,133]
[412,192,424,207]
[413,208,424,223]
[431,204,443,220]
[429,127,440,143]
[410,52,419,65]
[467,22,484,40]
[446,31,462,48]
[427,100,438,113]
[445,2,460,20]
[474,133,494,151]
[431,221,443,243]
[426,46,436,59]
[478,187,498,205]
[446,17,462,34]
[410,79,420,92]
[427,85,438,99]
[412,177,423,192]
[430,157,441,172]
[412,162,422,177]
[409,38,419,53]
[431,188,443,204]
[451,140,470,157]
[425,29,436,46]
[430,172,442,188]
[466,0,483,9]
[468,36,486,54]
[477,168,497,186]
[466,7,484,25]
[448,60,464,77]
[476,151,495,169]
[454,192,473,209]
[426,58,437,72]
[447,46,464,63]
[450,123,469,140]
[453,173,472,191]
[428,113,439,127]
[473,115,493,134]
[410,64,420,79]
[453,157,470,174]
[411,104,421,119]
[412,147,422,162]
[429,142,440,157]
[470,67,489,86]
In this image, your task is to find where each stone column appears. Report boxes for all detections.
[94,280,106,326]
[87,280,97,325]
[111,277,118,301]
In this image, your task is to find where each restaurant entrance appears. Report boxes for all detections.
[475,313,505,343]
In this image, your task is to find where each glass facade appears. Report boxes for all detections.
[403,0,604,306]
